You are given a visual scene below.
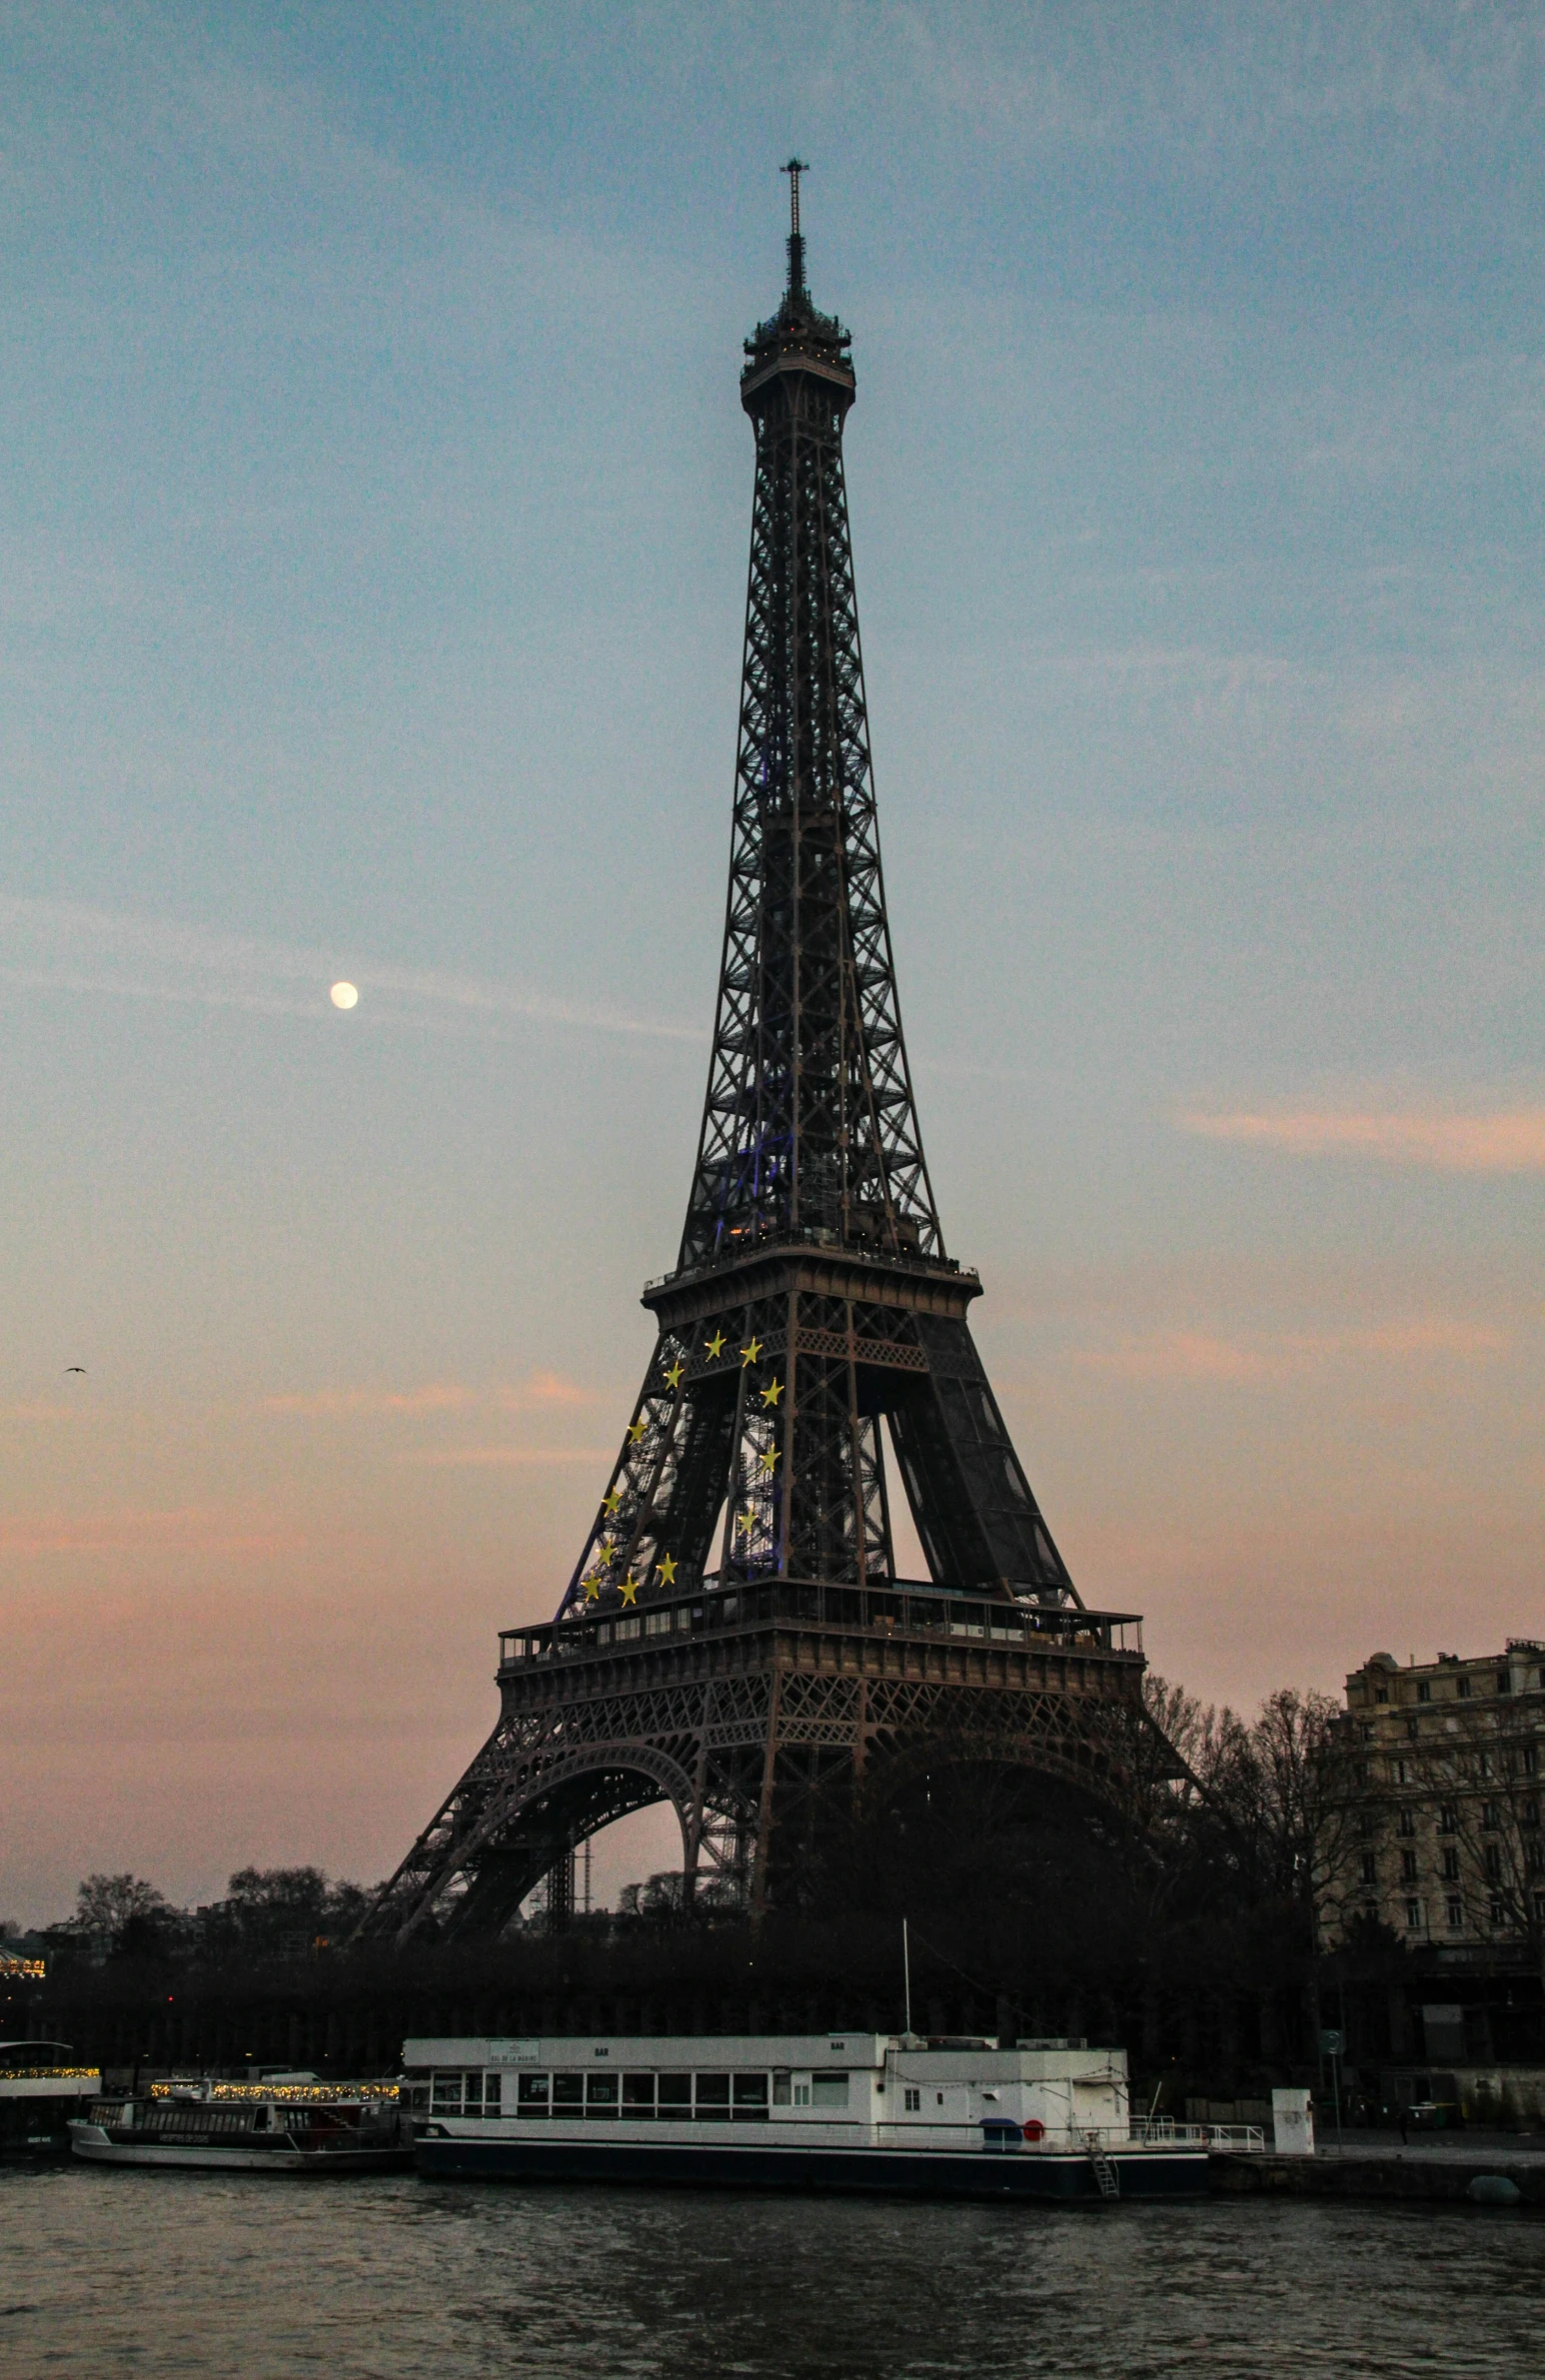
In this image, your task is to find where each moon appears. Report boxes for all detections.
[330,981,359,1010]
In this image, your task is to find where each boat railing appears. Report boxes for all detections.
[1124,2119,1265,2152]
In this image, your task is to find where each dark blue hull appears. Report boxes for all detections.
[415,2133,1207,2202]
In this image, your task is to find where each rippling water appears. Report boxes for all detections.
[2,2164,1540,2378]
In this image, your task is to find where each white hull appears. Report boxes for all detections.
[69,2123,410,2174]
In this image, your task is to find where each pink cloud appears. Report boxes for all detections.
[0,1507,306,1559]
[399,1446,613,1468]
[497,1370,594,1409]
[1077,1331,1266,1382]
[1183,1107,1545,1172]
[1076,1318,1507,1383]
[264,1383,477,1416]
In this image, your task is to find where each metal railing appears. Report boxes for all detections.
[500,1579,1144,1671]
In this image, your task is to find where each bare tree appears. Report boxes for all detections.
[74,1873,171,1942]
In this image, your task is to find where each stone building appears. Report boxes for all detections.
[1336,1641,1545,1954]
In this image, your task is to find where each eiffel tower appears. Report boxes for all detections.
[364,167,1163,1943]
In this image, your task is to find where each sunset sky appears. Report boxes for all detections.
[4,3,1544,1925]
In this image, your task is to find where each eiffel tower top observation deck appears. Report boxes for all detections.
[557,165,1076,1615]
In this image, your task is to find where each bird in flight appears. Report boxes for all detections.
[63,1365,86,1374]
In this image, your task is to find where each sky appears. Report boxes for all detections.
[3,1,1544,1926]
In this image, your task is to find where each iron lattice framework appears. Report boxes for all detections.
[364,171,1171,1944]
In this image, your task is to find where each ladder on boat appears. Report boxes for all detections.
[1083,2135,1120,2201]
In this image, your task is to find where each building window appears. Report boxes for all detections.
[1524,1749,1538,1777]
[1458,1677,1472,1699]
[1447,1897,1464,1929]
[903,2087,920,2112]
[1524,1797,1540,1830]
[1398,1808,1415,1838]
[1374,1687,1389,1705]
[1400,1849,1418,1883]
[1405,1898,1422,1929]
[1442,1848,1460,1881]
[1489,1894,1506,1926]
[1478,1752,1491,1778]
[1482,1801,1500,1830]
[1417,1682,1431,1704]
[1497,1670,1513,1696]
[1484,1845,1503,1881]
[1394,1759,1409,1785]
[1439,1803,1457,1834]
[1534,1891,1545,1923]
[1360,1852,1377,1886]
[1406,1719,1420,1741]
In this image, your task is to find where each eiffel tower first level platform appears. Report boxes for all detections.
[363,168,1174,1945]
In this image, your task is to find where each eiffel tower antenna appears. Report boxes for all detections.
[781,155,808,297]
[360,173,1170,1946]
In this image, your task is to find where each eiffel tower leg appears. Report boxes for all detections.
[749,1669,784,1918]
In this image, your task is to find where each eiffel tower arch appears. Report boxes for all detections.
[363,168,1178,1945]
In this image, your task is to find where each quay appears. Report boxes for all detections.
[1211,2133,1545,2205]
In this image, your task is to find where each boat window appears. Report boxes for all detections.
[694,2073,731,2120]
[517,2073,551,2115]
[903,2088,920,2112]
[657,2074,691,2111]
[552,2073,584,2109]
[464,2074,484,2111]
[586,2074,619,2115]
[733,2074,769,2121]
[253,2107,270,2131]
[792,2075,811,2106]
[431,2074,464,2112]
[622,2073,656,2113]
[482,2073,502,2113]
[811,2074,848,2109]
[772,2072,791,2106]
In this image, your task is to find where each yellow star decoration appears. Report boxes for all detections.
[657,1553,678,1587]
[601,1488,622,1516]
[584,1575,602,1602]
[705,1330,727,1359]
[760,1377,783,1408]
[664,1362,685,1390]
[759,1446,780,1474]
[619,1575,639,1607]
[735,1508,757,1537]
[741,1337,763,1367]
[628,1419,647,1444]
[596,1541,616,1565]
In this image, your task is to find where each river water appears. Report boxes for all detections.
[2,2165,1540,2377]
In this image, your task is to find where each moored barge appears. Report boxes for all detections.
[406,2031,1209,2201]
[69,2077,411,2173]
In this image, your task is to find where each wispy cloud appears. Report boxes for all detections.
[0,895,704,1045]
[264,1382,477,1417]
[497,1370,594,1410]
[263,1371,594,1417]
[1077,1318,1508,1383]
[1183,1107,1545,1173]
[0,1506,305,1558]
[399,1446,611,1468]
[0,1400,80,1423]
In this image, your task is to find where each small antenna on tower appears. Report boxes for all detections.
[781,156,809,299]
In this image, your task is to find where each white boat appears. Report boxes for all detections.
[1,2039,102,2156]
[405,2031,1210,2201]
[69,2078,411,2173]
